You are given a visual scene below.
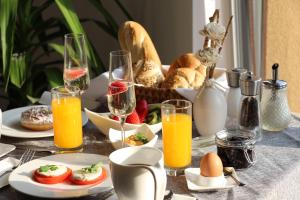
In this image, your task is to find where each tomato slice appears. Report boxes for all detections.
[70,167,107,185]
[33,168,72,184]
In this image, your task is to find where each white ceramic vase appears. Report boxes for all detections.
[193,79,227,137]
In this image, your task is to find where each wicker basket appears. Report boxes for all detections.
[135,85,187,103]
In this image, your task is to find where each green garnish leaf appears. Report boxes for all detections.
[135,133,149,144]
[81,162,102,174]
[38,165,59,172]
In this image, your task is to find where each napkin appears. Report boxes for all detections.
[0,143,16,158]
[0,157,19,188]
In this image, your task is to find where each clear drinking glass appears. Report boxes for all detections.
[161,99,192,176]
[63,33,90,94]
[107,50,136,148]
[51,86,83,153]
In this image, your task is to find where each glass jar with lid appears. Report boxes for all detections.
[215,129,256,170]
[261,63,292,131]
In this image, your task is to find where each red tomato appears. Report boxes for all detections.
[33,168,72,184]
[70,167,107,185]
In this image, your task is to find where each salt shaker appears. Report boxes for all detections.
[238,72,262,140]
[225,68,246,130]
[261,63,291,131]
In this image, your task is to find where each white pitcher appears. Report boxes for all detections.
[109,146,167,200]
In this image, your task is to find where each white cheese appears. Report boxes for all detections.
[37,165,68,177]
[72,167,102,181]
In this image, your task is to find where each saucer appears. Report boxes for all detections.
[184,168,238,192]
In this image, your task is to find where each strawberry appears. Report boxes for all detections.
[136,99,148,123]
[64,68,86,80]
[108,81,127,95]
[125,110,141,124]
[110,114,120,121]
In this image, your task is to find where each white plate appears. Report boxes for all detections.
[184,168,237,192]
[9,153,113,199]
[2,106,88,138]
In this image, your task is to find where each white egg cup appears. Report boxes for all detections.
[197,173,226,187]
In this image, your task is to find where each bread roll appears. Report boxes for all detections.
[161,68,205,89]
[162,53,206,89]
[118,21,164,87]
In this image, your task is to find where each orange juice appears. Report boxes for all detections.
[52,96,82,148]
[162,113,192,168]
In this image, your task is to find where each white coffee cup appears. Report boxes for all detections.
[109,146,167,200]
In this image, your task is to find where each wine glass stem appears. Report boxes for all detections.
[120,116,126,148]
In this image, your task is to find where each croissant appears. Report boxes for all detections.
[118,21,164,87]
[161,53,206,89]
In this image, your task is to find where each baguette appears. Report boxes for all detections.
[118,21,164,87]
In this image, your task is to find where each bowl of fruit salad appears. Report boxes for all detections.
[85,100,162,136]
[109,124,158,149]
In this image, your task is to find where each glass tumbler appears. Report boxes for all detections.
[161,99,192,176]
[51,86,83,153]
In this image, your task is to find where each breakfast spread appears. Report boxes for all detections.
[33,164,72,184]
[20,106,53,131]
[198,152,226,187]
[33,163,107,185]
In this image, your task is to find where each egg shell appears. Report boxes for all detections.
[200,152,223,177]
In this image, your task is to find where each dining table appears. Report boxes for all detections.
[0,105,300,200]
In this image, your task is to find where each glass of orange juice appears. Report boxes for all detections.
[161,99,192,176]
[51,86,83,153]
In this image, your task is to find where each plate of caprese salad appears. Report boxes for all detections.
[8,153,113,199]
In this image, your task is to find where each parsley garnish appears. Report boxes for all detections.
[135,133,149,144]
[81,162,102,174]
[38,165,59,172]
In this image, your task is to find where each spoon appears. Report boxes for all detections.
[223,168,246,186]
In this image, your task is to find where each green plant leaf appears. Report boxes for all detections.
[26,95,39,104]
[49,43,64,56]
[44,67,63,88]
[90,19,117,39]
[0,0,18,90]
[55,0,105,75]
[9,53,27,88]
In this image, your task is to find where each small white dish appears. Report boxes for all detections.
[85,108,162,136]
[184,168,237,192]
[109,124,158,149]
[2,106,88,138]
[9,153,113,199]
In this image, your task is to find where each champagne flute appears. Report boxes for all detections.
[63,33,90,94]
[107,50,136,147]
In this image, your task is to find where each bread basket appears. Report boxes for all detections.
[135,66,226,103]
[135,85,187,103]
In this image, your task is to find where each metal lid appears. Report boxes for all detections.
[226,68,247,88]
[262,63,287,89]
[240,71,261,96]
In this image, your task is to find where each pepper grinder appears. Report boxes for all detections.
[261,63,292,131]
[225,68,246,130]
[238,72,262,141]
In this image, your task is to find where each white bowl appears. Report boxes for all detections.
[85,108,162,136]
[109,124,158,149]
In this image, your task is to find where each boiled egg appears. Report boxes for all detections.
[200,152,223,177]
[197,152,226,187]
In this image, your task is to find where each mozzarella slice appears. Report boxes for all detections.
[37,165,68,177]
[72,167,102,181]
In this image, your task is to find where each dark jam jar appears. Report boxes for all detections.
[215,130,256,170]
